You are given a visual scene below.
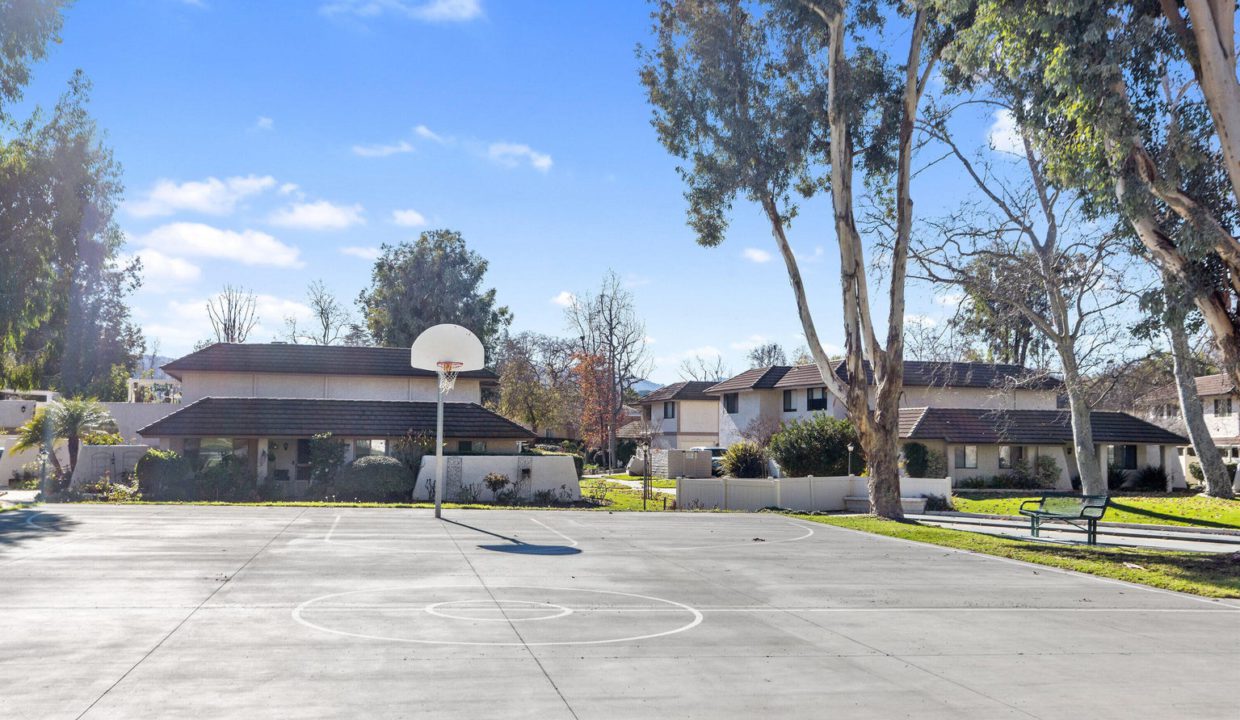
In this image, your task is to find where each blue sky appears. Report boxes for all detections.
[17,0,1022,383]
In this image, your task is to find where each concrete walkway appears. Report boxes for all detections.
[912,512,1240,553]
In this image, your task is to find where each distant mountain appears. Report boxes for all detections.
[631,379,661,397]
[135,355,175,380]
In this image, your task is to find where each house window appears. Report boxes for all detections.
[998,445,1024,469]
[953,445,978,469]
[663,401,676,419]
[1215,398,1233,416]
[807,387,828,411]
[354,439,387,458]
[723,393,739,414]
[1107,444,1138,470]
[458,440,486,453]
[782,389,796,412]
[642,405,652,421]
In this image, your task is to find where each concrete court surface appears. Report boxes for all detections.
[1,505,1237,720]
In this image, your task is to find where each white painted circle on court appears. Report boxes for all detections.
[425,599,573,623]
[293,585,703,646]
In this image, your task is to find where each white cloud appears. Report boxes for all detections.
[415,124,449,144]
[126,175,276,218]
[254,116,274,131]
[742,247,772,263]
[278,183,301,196]
[352,140,414,158]
[551,290,576,307]
[729,334,768,351]
[988,109,1023,155]
[905,313,938,327]
[392,208,427,227]
[123,248,201,293]
[644,336,656,345]
[133,222,303,268]
[487,142,553,172]
[341,246,382,260]
[268,200,365,230]
[321,0,482,22]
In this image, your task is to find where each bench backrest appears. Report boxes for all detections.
[1039,495,1108,518]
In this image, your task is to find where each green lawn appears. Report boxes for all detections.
[798,514,1240,598]
[951,493,1240,530]
[581,480,673,511]
[603,474,677,489]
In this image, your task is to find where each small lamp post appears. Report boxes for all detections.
[847,442,855,477]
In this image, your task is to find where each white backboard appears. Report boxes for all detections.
[410,323,485,372]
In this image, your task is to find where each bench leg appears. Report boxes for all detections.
[1030,516,1039,538]
[1087,519,1096,545]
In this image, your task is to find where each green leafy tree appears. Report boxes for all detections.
[640,0,947,517]
[0,0,69,117]
[358,230,512,356]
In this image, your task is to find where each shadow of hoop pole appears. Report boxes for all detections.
[442,518,582,556]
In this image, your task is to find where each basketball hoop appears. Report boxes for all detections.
[411,324,487,519]
[437,360,463,394]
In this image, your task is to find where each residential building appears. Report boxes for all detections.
[706,361,1185,488]
[137,343,534,496]
[1137,373,1240,467]
[634,381,720,449]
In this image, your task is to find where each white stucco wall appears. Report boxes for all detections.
[0,400,38,431]
[900,386,1058,410]
[676,475,952,512]
[179,370,482,404]
[1200,393,1240,439]
[70,445,152,487]
[101,403,179,447]
[415,455,581,502]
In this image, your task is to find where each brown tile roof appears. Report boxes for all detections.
[833,360,1062,390]
[161,343,497,382]
[640,381,719,403]
[704,366,793,393]
[709,361,1061,394]
[1138,373,1236,404]
[137,398,534,439]
[899,407,1187,445]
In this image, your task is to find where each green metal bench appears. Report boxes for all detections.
[1018,495,1109,545]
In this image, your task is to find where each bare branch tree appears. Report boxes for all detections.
[678,354,730,382]
[565,270,653,468]
[283,280,353,345]
[910,103,1146,495]
[746,342,787,368]
[206,285,258,344]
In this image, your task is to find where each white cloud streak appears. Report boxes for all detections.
[133,222,303,268]
[392,208,427,227]
[268,201,365,230]
[126,175,276,218]
[742,247,771,263]
[487,142,553,172]
[321,0,483,22]
[352,140,415,158]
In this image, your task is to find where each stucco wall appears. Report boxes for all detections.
[677,475,952,512]
[1200,392,1240,439]
[900,387,1058,410]
[70,445,151,487]
[179,370,481,404]
[0,400,38,432]
[101,402,179,447]
[415,454,581,502]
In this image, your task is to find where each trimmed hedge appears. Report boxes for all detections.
[134,449,194,500]
[722,441,767,478]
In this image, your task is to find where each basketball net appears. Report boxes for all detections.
[437,361,462,394]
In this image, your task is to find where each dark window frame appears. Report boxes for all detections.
[663,401,676,419]
[782,389,795,412]
[723,393,739,414]
[806,387,828,411]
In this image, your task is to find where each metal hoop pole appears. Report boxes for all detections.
[434,372,445,519]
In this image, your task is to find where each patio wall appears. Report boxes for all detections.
[415,454,581,503]
[676,475,952,512]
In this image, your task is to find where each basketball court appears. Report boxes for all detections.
[1,504,1237,719]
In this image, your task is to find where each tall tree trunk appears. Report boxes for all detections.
[67,435,80,476]
[1166,302,1234,497]
[1060,354,1106,495]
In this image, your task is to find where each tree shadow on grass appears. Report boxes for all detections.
[1107,501,1240,530]
[0,509,79,549]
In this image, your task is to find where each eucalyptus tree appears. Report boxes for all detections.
[912,106,1142,495]
[641,0,947,517]
[746,342,788,368]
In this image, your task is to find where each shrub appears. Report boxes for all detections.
[925,449,948,478]
[1187,461,1237,487]
[82,431,125,446]
[768,415,862,477]
[81,476,141,502]
[483,472,510,496]
[309,433,348,484]
[903,442,929,478]
[135,449,194,500]
[194,454,257,502]
[922,494,952,511]
[1106,463,1129,490]
[1131,465,1169,492]
[10,460,42,490]
[1033,455,1061,488]
[391,431,433,477]
[721,441,767,478]
[331,455,416,502]
[454,483,481,502]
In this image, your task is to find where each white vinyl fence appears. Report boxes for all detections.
[676,475,951,512]
[415,454,582,503]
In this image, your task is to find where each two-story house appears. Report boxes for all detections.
[706,361,1186,489]
[633,381,720,449]
[137,343,534,494]
[1137,373,1240,466]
